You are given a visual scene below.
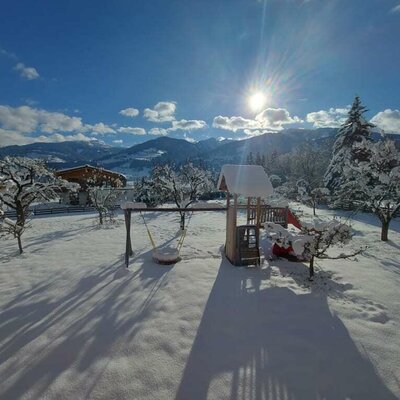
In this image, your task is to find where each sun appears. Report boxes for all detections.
[248,92,267,112]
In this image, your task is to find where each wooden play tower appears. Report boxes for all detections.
[218,165,288,266]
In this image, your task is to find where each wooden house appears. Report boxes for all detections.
[55,165,126,205]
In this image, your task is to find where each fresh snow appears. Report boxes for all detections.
[0,206,399,399]
[218,164,274,198]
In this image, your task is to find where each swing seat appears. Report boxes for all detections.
[153,246,181,265]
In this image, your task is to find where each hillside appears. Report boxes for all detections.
[1,128,399,179]
[0,141,119,169]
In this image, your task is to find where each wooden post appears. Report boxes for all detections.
[284,206,289,229]
[124,209,133,268]
[247,197,251,224]
[256,197,261,228]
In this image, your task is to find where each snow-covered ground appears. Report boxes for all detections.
[0,206,399,399]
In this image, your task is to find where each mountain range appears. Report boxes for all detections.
[1,128,398,179]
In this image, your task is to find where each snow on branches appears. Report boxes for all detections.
[86,174,124,225]
[135,162,214,229]
[324,96,374,191]
[338,138,400,240]
[0,157,73,253]
[266,218,362,280]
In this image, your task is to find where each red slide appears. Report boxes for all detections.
[287,210,302,230]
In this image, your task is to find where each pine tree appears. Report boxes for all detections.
[246,152,254,165]
[324,96,375,192]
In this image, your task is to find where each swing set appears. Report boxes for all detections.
[122,203,226,267]
[122,164,289,268]
[139,209,194,264]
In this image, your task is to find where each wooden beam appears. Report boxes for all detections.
[124,207,227,212]
[124,209,133,268]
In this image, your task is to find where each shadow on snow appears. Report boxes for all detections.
[175,259,396,400]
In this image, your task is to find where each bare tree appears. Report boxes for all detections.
[86,173,124,225]
[0,157,71,253]
[151,162,214,230]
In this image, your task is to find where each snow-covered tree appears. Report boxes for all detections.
[0,157,71,253]
[269,174,282,188]
[324,96,374,192]
[133,177,163,208]
[266,218,362,280]
[337,139,400,241]
[296,179,329,216]
[151,162,214,229]
[86,174,124,225]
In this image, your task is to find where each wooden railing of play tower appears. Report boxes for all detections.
[238,205,289,228]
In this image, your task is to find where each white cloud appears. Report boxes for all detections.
[0,105,83,134]
[119,107,139,117]
[0,47,18,60]
[84,122,116,135]
[168,119,207,131]
[14,62,39,80]
[213,116,259,132]
[371,109,400,134]
[0,128,94,147]
[113,139,124,145]
[306,107,349,128]
[213,108,301,132]
[243,129,276,136]
[144,101,176,122]
[391,4,400,13]
[255,108,302,128]
[0,105,116,146]
[118,126,146,135]
[148,127,168,136]
[45,133,94,143]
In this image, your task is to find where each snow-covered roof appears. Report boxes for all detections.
[56,164,126,179]
[217,164,273,198]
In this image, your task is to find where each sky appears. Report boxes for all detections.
[0,0,400,148]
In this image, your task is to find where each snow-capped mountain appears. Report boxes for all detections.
[1,128,398,179]
[0,141,120,169]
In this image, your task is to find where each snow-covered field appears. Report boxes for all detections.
[0,206,399,400]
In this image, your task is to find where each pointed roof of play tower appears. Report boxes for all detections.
[217,164,273,198]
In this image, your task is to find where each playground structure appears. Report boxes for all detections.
[217,164,289,265]
[122,164,293,267]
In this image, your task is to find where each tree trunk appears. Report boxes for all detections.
[381,220,390,241]
[99,211,103,225]
[312,203,316,216]
[309,256,314,281]
[180,213,185,231]
[15,204,25,254]
[17,234,23,254]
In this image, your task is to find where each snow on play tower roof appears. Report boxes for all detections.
[217,164,273,198]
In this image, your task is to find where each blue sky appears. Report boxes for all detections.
[1,0,400,147]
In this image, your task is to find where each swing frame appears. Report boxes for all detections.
[123,206,227,267]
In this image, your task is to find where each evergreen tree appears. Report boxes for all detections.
[246,152,254,165]
[324,96,375,191]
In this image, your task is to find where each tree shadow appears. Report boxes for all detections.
[349,211,400,234]
[23,225,97,250]
[0,254,172,400]
[176,258,397,400]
